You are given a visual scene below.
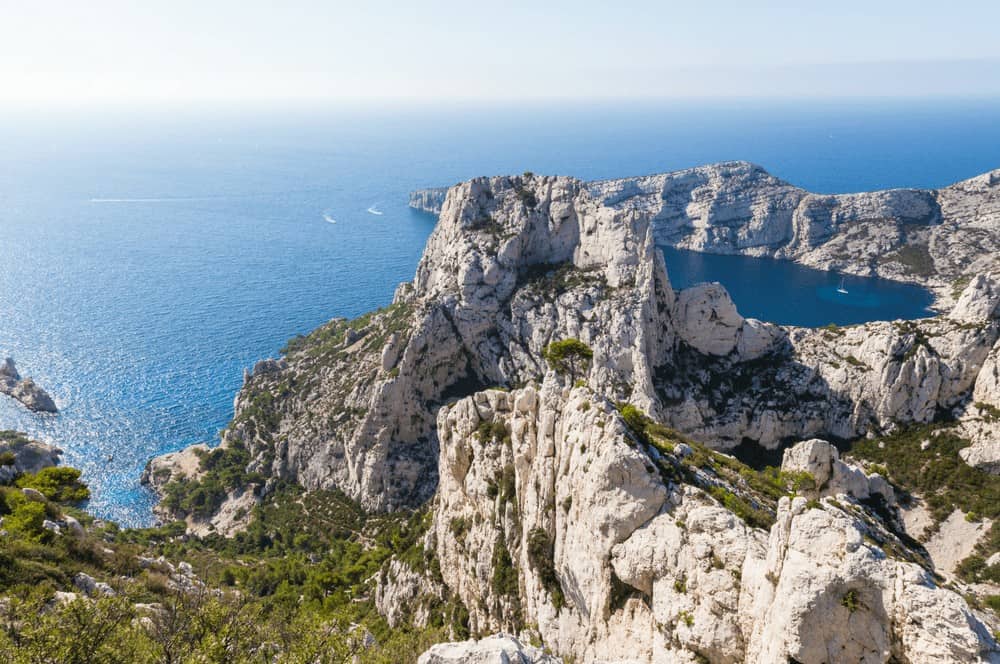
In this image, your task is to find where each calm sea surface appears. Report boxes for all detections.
[1,100,997,524]
[661,247,936,327]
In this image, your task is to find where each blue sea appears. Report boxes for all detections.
[1,99,998,525]
[661,247,936,327]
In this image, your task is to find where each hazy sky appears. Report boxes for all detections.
[3,0,1000,106]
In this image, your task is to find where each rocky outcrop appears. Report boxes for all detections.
[590,161,1000,308]
[0,430,61,484]
[0,358,57,413]
[959,337,1000,473]
[159,172,675,513]
[416,162,1000,307]
[410,187,450,215]
[136,165,1000,658]
[665,272,1000,449]
[780,438,894,505]
[418,634,560,663]
[140,443,258,536]
[426,381,998,663]
[153,167,1000,516]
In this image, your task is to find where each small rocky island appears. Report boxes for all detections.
[0,357,57,413]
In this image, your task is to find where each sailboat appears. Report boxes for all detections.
[836,276,849,294]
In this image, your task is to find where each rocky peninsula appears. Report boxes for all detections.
[0,357,57,413]
[148,164,1000,662]
[413,161,1000,309]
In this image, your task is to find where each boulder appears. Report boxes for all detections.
[418,634,560,664]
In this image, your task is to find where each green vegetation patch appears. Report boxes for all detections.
[526,527,564,609]
[880,244,935,277]
[850,424,1000,584]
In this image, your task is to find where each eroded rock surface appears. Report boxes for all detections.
[154,167,1000,514]
[149,165,1000,659]
[417,633,560,664]
[0,430,61,484]
[0,358,57,413]
[423,382,999,663]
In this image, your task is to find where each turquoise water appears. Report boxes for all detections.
[0,100,997,524]
[661,247,935,327]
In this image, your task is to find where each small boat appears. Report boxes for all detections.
[366,205,384,216]
[836,277,849,294]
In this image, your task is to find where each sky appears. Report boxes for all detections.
[2,0,1000,106]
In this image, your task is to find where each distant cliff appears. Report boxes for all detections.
[413,161,1000,307]
[408,186,449,215]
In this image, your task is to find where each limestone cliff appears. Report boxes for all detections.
[415,161,1000,307]
[185,168,1000,520]
[148,165,1000,660]
[419,383,998,663]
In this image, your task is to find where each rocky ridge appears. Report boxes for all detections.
[410,187,450,215]
[171,170,998,522]
[151,167,1000,660]
[413,382,997,663]
[0,357,57,413]
[412,161,1000,308]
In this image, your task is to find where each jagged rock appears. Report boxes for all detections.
[0,358,57,413]
[140,443,259,536]
[952,273,1000,323]
[0,431,61,483]
[781,438,894,503]
[72,572,114,597]
[251,358,286,376]
[62,515,84,537]
[374,557,447,629]
[429,382,999,663]
[673,283,783,359]
[417,634,560,664]
[588,161,1000,307]
[21,487,45,501]
[741,497,997,664]
[42,519,61,534]
[164,166,1000,527]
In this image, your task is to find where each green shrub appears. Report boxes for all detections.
[841,589,861,612]
[0,451,16,467]
[4,500,48,539]
[491,539,518,597]
[16,467,89,503]
[526,528,564,609]
[543,339,593,378]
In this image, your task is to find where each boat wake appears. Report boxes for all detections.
[366,204,384,216]
[323,212,337,224]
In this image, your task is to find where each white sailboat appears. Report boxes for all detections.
[836,276,849,294]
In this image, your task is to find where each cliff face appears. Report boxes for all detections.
[149,164,1000,659]
[219,174,674,512]
[425,383,998,663]
[172,167,1000,517]
[414,162,1000,307]
[409,186,450,215]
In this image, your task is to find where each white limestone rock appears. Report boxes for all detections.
[952,273,1000,323]
[672,283,784,359]
[0,431,61,483]
[780,438,894,503]
[428,383,999,663]
[417,634,560,664]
